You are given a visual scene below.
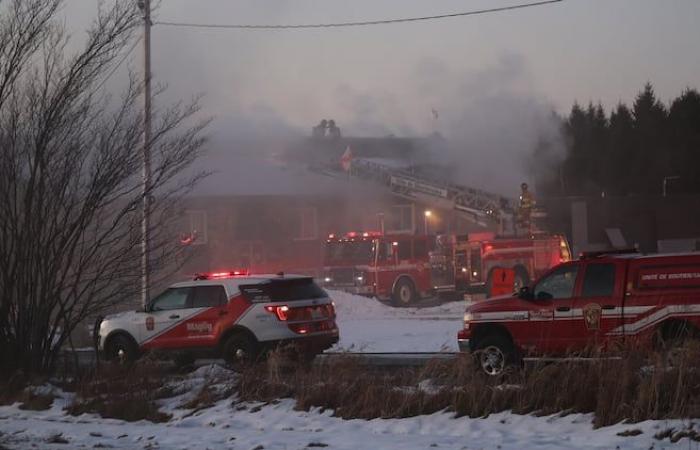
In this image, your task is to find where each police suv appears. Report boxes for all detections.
[97,271,339,365]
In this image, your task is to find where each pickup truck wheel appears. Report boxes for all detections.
[105,334,139,364]
[392,278,417,306]
[474,334,518,376]
[223,334,258,369]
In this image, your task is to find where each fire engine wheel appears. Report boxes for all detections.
[223,334,258,369]
[105,334,139,364]
[474,334,518,377]
[392,278,417,306]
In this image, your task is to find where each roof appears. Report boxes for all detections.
[171,273,311,289]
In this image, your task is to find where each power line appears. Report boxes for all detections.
[154,0,562,31]
[91,37,142,94]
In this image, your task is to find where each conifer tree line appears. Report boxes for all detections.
[534,83,700,197]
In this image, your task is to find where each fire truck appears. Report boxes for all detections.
[322,231,571,306]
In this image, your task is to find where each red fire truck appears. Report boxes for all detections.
[322,231,571,305]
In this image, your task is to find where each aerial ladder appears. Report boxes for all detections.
[312,157,519,231]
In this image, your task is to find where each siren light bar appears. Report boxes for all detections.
[194,269,250,280]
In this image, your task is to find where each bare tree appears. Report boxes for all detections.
[0,0,209,375]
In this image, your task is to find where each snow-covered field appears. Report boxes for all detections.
[329,290,465,352]
[1,293,698,449]
[0,365,697,449]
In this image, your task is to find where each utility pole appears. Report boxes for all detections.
[138,0,153,309]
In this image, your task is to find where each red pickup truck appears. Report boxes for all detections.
[458,250,700,375]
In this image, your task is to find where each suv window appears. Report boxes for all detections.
[240,277,327,302]
[582,263,616,297]
[533,264,579,300]
[151,287,192,311]
[191,285,227,308]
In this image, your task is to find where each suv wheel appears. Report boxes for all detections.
[105,334,138,364]
[474,334,519,376]
[223,334,258,369]
[392,278,417,306]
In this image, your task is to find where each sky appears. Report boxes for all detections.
[64,0,700,194]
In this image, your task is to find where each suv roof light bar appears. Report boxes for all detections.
[193,269,250,280]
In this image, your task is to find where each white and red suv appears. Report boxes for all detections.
[96,271,339,365]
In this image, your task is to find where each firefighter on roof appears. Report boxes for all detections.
[517,182,534,232]
[312,119,327,139]
[327,119,341,139]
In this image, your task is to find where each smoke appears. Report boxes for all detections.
[314,53,567,197]
[62,1,567,199]
[436,54,565,196]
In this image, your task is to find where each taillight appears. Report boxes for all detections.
[264,305,289,321]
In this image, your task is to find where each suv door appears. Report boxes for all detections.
[142,287,193,348]
[529,263,581,355]
[179,285,229,347]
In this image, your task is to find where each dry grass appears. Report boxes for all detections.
[0,372,54,411]
[237,343,700,427]
[63,362,173,423]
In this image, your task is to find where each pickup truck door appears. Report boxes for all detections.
[529,262,581,355]
[568,262,624,352]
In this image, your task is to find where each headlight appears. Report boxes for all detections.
[356,276,364,282]
[324,277,332,283]
[463,312,473,324]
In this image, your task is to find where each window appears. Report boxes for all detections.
[296,207,317,240]
[533,264,579,300]
[388,204,414,233]
[151,288,192,311]
[191,286,227,308]
[414,239,428,258]
[396,240,411,260]
[582,264,616,297]
[239,278,327,302]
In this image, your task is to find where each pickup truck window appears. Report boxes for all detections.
[582,263,616,297]
[533,265,579,300]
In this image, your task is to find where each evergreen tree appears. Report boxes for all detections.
[607,103,635,195]
[668,88,700,193]
[631,83,668,194]
[534,83,699,198]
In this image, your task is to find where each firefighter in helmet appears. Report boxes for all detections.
[517,182,535,232]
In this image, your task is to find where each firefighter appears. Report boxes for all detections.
[517,182,534,232]
[312,119,327,139]
[327,119,341,139]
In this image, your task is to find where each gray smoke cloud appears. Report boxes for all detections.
[184,52,566,198]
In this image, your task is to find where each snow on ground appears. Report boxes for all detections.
[328,290,465,352]
[0,366,696,450]
[2,295,697,449]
